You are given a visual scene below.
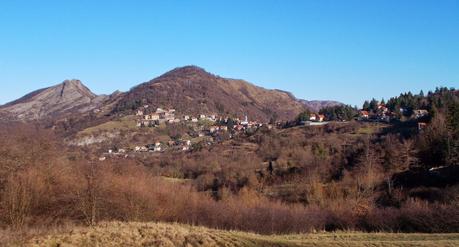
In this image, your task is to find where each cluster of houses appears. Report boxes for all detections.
[99,139,193,160]
[135,106,271,133]
[358,104,429,123]
[358,104,391,122]
[102,112,276,159]
[296,113,329,126]
[103,103,429,161]
[230,115,272,131]
[308,113,325,122]
[134,139,193,153]
[98,109,274,160]
[136,106,223,127]
[136,107,179,127]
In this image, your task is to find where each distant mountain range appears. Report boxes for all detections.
[0,66,342,123]
[298,99,343,112]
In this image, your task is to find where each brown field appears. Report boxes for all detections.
[12,222,459,247]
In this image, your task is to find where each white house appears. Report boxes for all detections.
[309,114,317,121]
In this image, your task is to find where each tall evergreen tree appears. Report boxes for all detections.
[446,102,459,165]
[369,98,379,111]
[362,100,370,110]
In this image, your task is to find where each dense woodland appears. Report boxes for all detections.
[0,88,458,234]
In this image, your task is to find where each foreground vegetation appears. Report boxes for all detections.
[0,87,457,242]
[8,222,458,247]
[1,121,458,235]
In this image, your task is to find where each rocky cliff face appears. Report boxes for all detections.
[0,80,108,120]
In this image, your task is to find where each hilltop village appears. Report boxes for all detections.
[99,105,274,159]
[100,99,431,160]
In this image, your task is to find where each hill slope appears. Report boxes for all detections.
[27,222,459,247]
[0,80,108,120]
[113,66,307,121]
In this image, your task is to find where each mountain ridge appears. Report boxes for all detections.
[1,66,343,122]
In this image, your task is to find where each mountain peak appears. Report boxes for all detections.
[62,79,83,87]
[161,65,212,79]
[58,79,96,99]
[0,79,100,120]
[173,65,207,72]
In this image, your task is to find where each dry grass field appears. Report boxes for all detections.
[78,116,138,135]
[13,222,459,247]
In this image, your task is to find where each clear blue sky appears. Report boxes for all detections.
[0,0,458,106]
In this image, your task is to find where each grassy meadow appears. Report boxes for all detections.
[9,222,458,247]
